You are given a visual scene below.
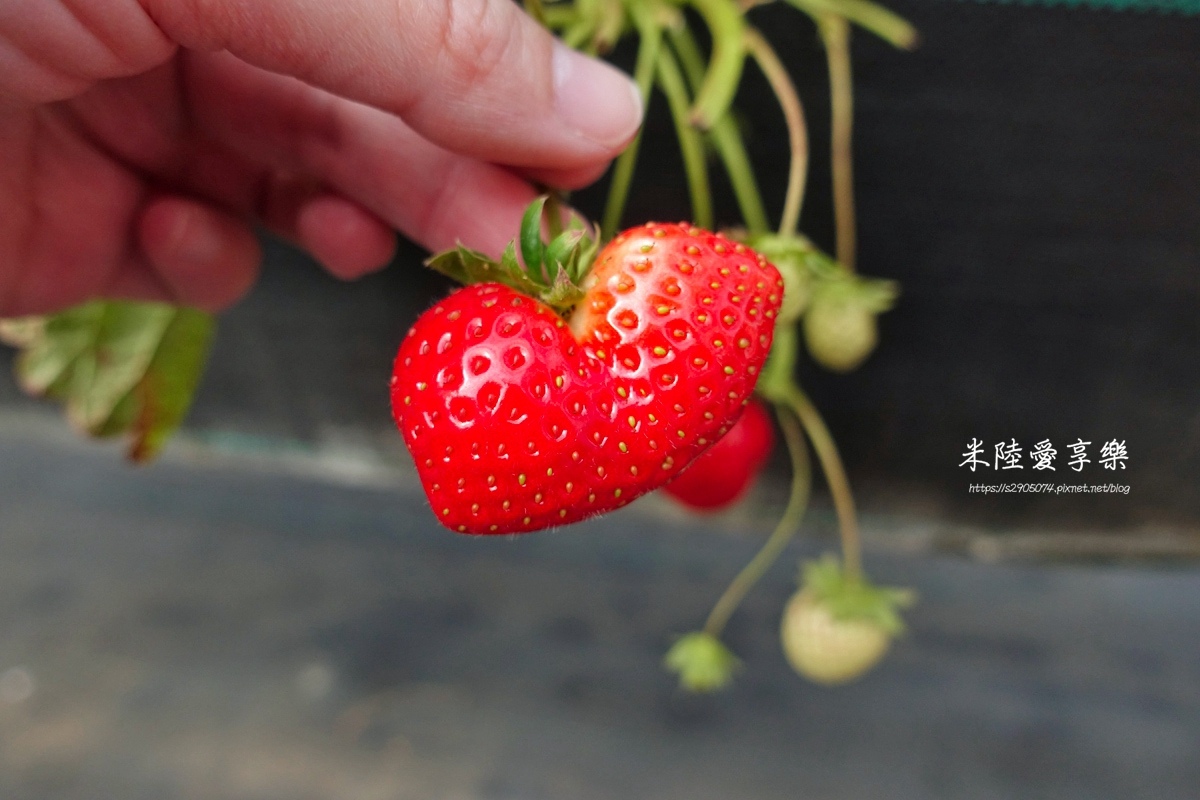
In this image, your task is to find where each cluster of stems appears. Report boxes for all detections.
[536,0,915,661]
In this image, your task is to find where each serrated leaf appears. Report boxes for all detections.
[1,300,214,462]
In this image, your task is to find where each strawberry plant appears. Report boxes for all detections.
[2,0,920,690]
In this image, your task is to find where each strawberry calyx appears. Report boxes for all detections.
[424,196,600,315]
[799,554,915,636]
[663,631,740,693]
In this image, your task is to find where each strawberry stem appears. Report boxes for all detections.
[667,25,769,234]
[818,13,857,270]
[601,4,663,240]
[744,27,810,239]
[656,45,714,230]
[703,403,812,637]
[782,384,864,581]
[686,0,747,129]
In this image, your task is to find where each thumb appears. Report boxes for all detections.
[142,0,643,172]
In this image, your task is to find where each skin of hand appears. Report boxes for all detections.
[0,0,643,316]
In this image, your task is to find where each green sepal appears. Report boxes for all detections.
[663,631,740,693]
[423,196,599,314]
[800,554,915,636]
[544,227,585,282]
[0,300,214,462]
[543,266,588,309]
[520,196,548,280]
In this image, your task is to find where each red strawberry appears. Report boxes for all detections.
[663,397,774,510]
[391,220,783,534]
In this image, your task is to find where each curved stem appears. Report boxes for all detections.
[601,7,662,240]
[656,46,713,230]
[704,405,811,636]
[783,384,863,580]
[686,0,747,129]
[819,14,856,269]
[668,26,769,235]
[743,28,809,238]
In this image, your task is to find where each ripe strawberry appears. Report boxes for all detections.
[391,216,784,534]
[663,397,774,510]
[779,556,914,686]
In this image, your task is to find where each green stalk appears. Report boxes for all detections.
[783,0,917,50]
[686,0,747,129]
[668,25,769,235]
[656,47,713,230]
[744,27,809,238]
[704,404,812,636]
[818,14,856,269]
[593,0,626,52]
[782,384,863,580]
[601,6,663,240]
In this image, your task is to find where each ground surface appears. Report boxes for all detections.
[1,417,1197,800]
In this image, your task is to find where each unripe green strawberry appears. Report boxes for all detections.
[802,277,895,373]
[781,589,891,685]
[780,555,914,686]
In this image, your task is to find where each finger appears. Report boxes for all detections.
[0,0,174,105]
[187,53,548,258]
[141,0,642,173]
[294,194,397,280]
[137,195,261,311]
[105,257,174,305]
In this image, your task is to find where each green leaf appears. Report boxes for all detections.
[0,300,214,462]
[663,631,740,693]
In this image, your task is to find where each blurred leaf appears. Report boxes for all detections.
[0,300,214,462]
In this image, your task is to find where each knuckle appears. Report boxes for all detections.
[431,0,520,93]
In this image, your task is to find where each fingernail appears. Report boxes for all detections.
[552,41,643,150]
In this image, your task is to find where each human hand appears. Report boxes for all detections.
[0,0,643,316]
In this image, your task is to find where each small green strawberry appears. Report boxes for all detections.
[780,555,914,686]
[802,274,896,373]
